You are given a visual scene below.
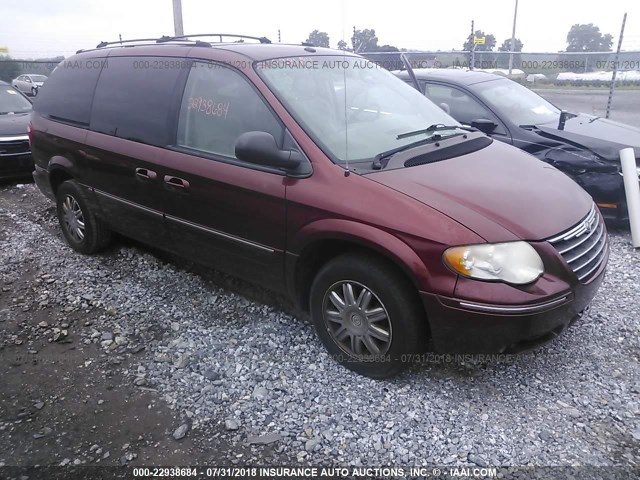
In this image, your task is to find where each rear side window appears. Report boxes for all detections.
[177,62,283,158]
[33,59,103,126]
[90,56,185,146]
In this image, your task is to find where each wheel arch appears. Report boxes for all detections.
[288,219,432,314]
[48,157,77,196]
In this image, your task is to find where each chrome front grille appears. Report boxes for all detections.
[547,205,608,282]
[0,138,31,157]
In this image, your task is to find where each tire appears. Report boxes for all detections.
[31,87,37,97]
[310,253,427,378]
[56,180,111,254]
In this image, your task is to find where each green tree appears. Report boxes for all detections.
[463,30,496,51]
[566,24,613,52]
[377,44,399,52]
[337,39,348,50]
[0,55,21,83]
[498,38,523,52]
[352,29,378,52]
[306,30,330,48]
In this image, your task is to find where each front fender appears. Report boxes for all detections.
[289,218,435,292]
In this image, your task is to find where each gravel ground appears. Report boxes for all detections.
[1,182,639,473]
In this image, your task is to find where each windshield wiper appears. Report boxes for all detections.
[372,133,469,170]
[396,124,475,140]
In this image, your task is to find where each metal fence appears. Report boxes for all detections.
[1,50,638,124]
[360,50,640,85]
[2,50,639,84]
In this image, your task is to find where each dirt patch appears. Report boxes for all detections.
[0,181,222,468]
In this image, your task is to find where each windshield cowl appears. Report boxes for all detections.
[374,131,492,171]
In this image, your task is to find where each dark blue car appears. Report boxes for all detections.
[396,69,640,224]
[0,80,33,180]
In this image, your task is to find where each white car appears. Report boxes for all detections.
[11,74,48,96]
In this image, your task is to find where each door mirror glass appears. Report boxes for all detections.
[235,131,302,170]
[471,118,498,134]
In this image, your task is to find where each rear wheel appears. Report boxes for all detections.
[310,253,427,378]
[56,180,111,254]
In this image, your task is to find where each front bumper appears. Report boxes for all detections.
[421,250,607,354]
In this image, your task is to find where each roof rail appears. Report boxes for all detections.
[95,38,163,49]
[77,34,271,54]
[158,34,272,44]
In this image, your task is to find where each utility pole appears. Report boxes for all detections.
[172,0,184,37]
[278,29,281,43]
[469,20,475,70]
[352,26,357,51]
[606,12,627,119]
[508,0,519,76]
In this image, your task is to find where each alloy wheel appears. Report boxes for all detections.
[61,194,85,242]
[322,280,393,357]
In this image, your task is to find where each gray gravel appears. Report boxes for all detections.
[1,183,639,468]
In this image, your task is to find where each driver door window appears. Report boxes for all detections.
[177,62,284,161]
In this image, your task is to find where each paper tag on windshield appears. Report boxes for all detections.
[6,89,17,95]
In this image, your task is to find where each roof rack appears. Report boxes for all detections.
[77,34,272,54]
[95,38,164,49]
[158,34,272,44]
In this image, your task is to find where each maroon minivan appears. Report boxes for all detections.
[30,35,608,377]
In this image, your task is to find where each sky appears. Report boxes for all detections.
[0,0,638,58]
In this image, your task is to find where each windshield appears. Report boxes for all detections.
[257,56,458,163]
[0,87,32,114]
[30,75,48,82]
[474,78,560,126]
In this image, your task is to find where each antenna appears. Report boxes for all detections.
[343,3,350,176]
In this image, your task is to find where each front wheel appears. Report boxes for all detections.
[31,87,38,97]
[310,253,427,378]
[56,180,111,254]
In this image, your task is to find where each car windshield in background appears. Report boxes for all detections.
[0,87,32,114]
[30,75,48,82]
[257,56,458,163]
[474,78,560,126]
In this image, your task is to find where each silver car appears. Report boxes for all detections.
[11,74,48,97]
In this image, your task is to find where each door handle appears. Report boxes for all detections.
[163,175,190,189]
[135,168,157,180]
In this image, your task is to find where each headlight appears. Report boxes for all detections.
[443,241,544,285]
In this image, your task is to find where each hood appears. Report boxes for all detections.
[536,114,640,163]
[0,112,30,136]
[369,140,592,242]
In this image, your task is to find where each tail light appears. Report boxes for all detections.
[27,122,33,146]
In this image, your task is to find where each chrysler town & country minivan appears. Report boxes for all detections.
[30,35,608,377]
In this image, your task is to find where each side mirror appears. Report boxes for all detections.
[471,118,497,134]
[439,102,450,115]
[235,131,302,170]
